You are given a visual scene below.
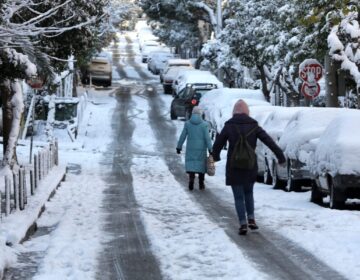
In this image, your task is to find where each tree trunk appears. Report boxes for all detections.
[325,54,339,107]
[1,84,12,156]
[257,64,270,101]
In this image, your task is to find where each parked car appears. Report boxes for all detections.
[139,39,159,51]
[258,107,308,187]
[141,45,169,63]
[310,111,360,209]
[199,88,270,136]
[251,107,285,182]
[147,51,174,74]
[88,55,112,87]
[276,108,346,192]
[170,83,218,120]
[160,59,193,83]
[172,69,223,96]
[162,66,189,94]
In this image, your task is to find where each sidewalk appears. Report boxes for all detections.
[0,165,66,279]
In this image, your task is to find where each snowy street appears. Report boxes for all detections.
[3,32,360,280]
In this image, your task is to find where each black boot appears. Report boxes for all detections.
[239,224,248,235]
[188,173,195,191]
[199,173,205,190]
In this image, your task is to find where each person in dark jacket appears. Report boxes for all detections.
[212,99,285,235]
[177,106,213,190]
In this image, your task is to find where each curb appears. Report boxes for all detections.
[1,169,66,279]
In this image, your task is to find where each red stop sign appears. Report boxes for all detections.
[301,82,320,99]
[299,59,323,82]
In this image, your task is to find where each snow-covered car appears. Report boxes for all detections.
[276,108,346,192]
[147,51,174,74]
[141,45,169,63]
[172,69,223,96]
[160,59,193,83]
[199,88,269,136]
[310,111,360,209]
[251,106,286,182]
[170,83,218,120]
[162,66,189,94]
[258,107,309,187]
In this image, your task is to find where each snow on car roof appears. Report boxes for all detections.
[278,107,349,160]
[313,110,360,175]
[261,107,309,140]
[176,70,223,93]
[166,59,192,65]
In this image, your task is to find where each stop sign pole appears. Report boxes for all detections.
[299,59,323,99]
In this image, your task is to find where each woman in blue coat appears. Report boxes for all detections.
[177,106,213,190]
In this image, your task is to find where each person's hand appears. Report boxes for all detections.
[176,148,181,154]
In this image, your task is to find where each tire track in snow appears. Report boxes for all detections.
[96,85,163,280]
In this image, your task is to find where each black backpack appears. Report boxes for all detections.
[230,126,258,169]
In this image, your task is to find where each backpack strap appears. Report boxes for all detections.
[235,125,258,137]
[246,126,258,137]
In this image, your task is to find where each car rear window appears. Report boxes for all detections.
[92,61,109,65]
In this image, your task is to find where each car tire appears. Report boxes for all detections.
[287,163,301,192]
[170,107,177,120]
[310,181,323,204]
[263,160,273,185]
[272,162,287,190]
[164,85,171,94]
[329,178,345,209]
[256,175,264,183]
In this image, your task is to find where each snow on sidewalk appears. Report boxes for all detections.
[1,87,117,279]
[0,165,66,277]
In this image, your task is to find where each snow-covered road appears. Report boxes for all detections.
[5,31,360,280]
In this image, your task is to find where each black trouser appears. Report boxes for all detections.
[188,172,204,181]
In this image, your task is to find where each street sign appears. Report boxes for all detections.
[299,59,323,82]
[301,82,320,99]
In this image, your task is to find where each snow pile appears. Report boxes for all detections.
[199,88,270,132]
[313,110,360,175]
[278,108,351,163]
[0,237,16,279]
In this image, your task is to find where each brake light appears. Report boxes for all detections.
[191,99,197,105]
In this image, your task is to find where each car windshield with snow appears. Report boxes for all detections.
[147,51,174,74]
[160,59,193,83]
[172,69,223,97]
[199,88,270,135]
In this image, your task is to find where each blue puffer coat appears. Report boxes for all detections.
[177,114,213,173]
